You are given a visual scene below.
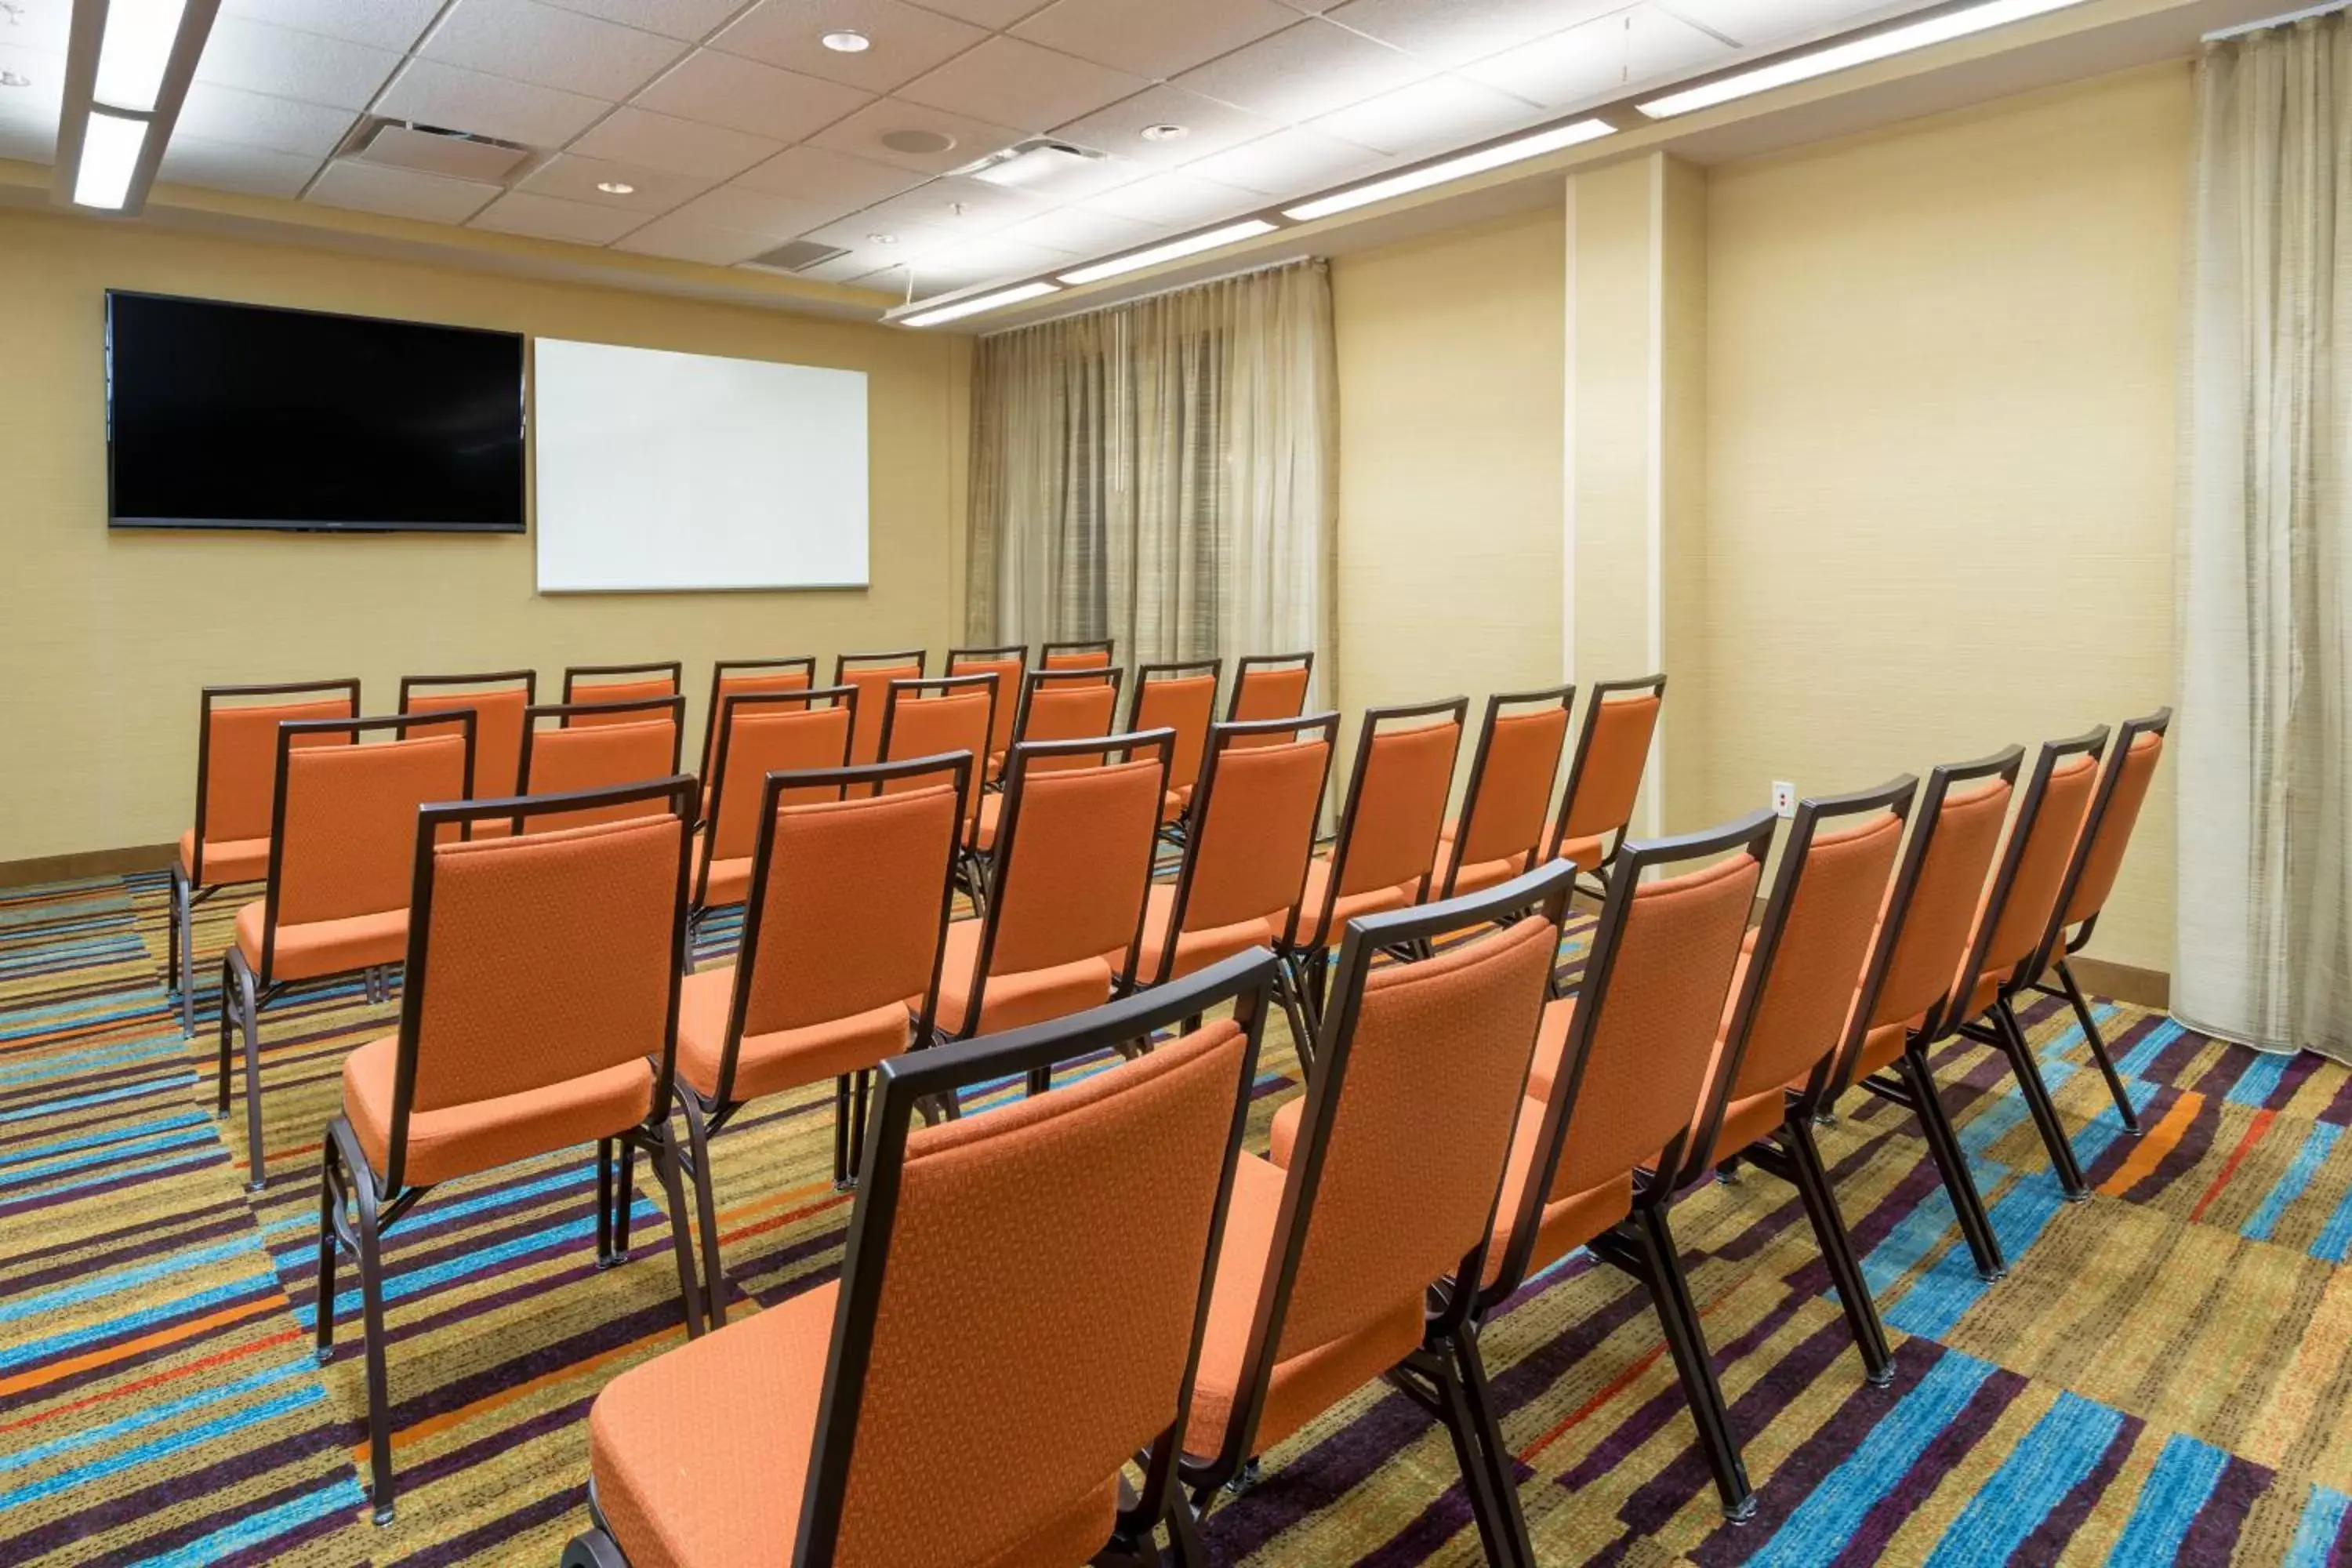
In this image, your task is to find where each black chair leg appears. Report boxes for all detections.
[2057,959,2140,1134]
[1897,1044,2006,1279]
[1778,1119,1893,1386]
[1425,1343,1529,1568]
[644,1122,707,1338]
[678,1094,727,1329]
[350,1137,397,1524]
[230,957,267,1192]
[1446,1321,1537,1566]
[832,1074,853,1189]
[594,1138,616,1269]
[613,1140,637,1256]
[1628,1205,1755,1521]
[314,1138,342,1366]
[1992,999,2088,1200]
[171,866,197,1038]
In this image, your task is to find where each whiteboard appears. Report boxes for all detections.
[532,338,869,593]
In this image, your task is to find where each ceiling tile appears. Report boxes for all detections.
[1082,168,1260,226]
[1011,0,1300,80]
[731,143,925,205]
[662,183,855,235]
[376,58,612,145]
[471,188,644,242]
[568,105,783,179]
[1052,83,1277,169]
[1463,5,1726,109]
[991,204,1156,253]
[217,0,445,52]
[0,0,74,53]
[852,174,1049,234]
[633,49,873,143]
[307,159,503,221]
[806,96,1022,172]
[898,36,1145,133]
[715,0,990,96]
[0,112,59,164]
[538,0,749,41]
[612,211,787,264]
[1664,0,1912,49]
[908,0,1057,27]
[1177,125,1388,194]
[1323,0,1625,67]
[0,38,68,117]
[516,151,718,213]
[158,136,321,198]
[422,0,687,101]
[1172,18,1432,123]
[175,82,357,157]
[1306,72,1538,156]
[194,16,406,111]
[891,234,1077,295]
[800,210,963,256]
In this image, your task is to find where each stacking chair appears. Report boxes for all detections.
[399,670,535,797]
[568,950,1279,1568]
[1472,811,1776,1524]
[1225,652,1313,748]
[1128,658,1223,831]
[1824,748,2025,1280]
[876,673,999,895]
[676,754,968,1311]
[835,648,926,765]
[946,643,1026,780]
[2027,707,2172,1131]
[1040,636,1116,672]
[517,696,686,835]
[1543,673,1666,897]
[698,657,816,780]
[972,666,1129,869]
[563,661,682,727]
[1437,684,1576,900]
[220,713,476,1191]
[689,688,855,945]
[935,731,1173,1102]
[1179,864,1577,1565]
[1672,777,1918,1391]
[317,776,706,1523]
[1280,698,1466,1045]
[169,677,360,1036]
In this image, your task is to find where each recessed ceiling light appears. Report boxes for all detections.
[822,29,871,52]
[1058,219,1279,286]
[1139,123,1187,143]
[868,232,899,245]
[898,281,1059,328]
[1283,118,1614,221]
[596,180,635,194]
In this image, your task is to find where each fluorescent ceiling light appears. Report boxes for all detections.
[898,280,1059,327]
[970,142,1102,189]
[1057,219,1278,285]
[1282,118,1613,221]
[74,111,147,209]
[94,0,191,112]
[1637,0,2089,118]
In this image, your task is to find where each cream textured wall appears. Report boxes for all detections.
[0,205,969,866]
[1333,205,1566,756]
[1699,62,2189,971]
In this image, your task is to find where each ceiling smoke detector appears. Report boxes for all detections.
[1139,123,1186,142]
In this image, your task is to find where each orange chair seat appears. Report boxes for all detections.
[1854,1017,1914,1078]
[699,855,753,910]
[1137,884,1279,985]
[1432,838,1525,898]
[1555,833,1606,874]
[932,919,1118,1039]
[1486,1097,1638,1284]
[976,792,1004,851]
[234,902,408,984]
[1184,1154,1425,1461]
[1161,789,1188,825]
[1294,858,1417,946]
[674,966,911,1105]
[179,829,270,887]
[590,1280,1116,1568]
[343,1035,654,1188]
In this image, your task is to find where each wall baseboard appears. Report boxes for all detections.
[0,844,176,890]
[2067,955,2169,1011]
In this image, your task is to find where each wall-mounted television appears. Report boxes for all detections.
[105,291,526,533]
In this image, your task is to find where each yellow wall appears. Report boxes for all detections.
[1700,62,2188,971]
[0,205,969,866]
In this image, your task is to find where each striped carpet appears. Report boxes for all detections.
[4,869,2350,1566]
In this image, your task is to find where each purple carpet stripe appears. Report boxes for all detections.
[2013,1409,2143,1564]
[2175,1452,2274,1564]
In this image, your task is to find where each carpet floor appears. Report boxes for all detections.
[2,869,2350,1566]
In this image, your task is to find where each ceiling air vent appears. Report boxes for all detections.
[743,240,851,274]
[336,118,535,183]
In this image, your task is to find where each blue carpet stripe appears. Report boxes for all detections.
[1922,1390,2124,1566]
[2104,1433,2229,1566]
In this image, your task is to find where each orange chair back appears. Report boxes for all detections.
[1316,701,1465,933]
[1040,638,1115,673]
[1860,754,2022,1038]
[1128,661,1222,797]
[382,779,694,1192]
[984,737,1171,979]
[836,651,926,765]
[520,698,684,834]
[1171,718,1337,947]
[1012,668,1126,775]
[1450,686,1574,886]
[1225,654,1312,748]
[946,645,1027,763]
[700,659,815,775]
[1553,674,1665,854]
[400,673,535,797]
[702,691,855,866]
[2053,709,2170,938]
[878,676,997,831]
[194,681,361,861]
[564,663,682,729]
[1954,728,2107,1014]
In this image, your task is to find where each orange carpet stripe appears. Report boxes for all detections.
[374,1326,684,1458]
[2096,1090,2205,1197]
[720,1189,852,1247]
[2189,1108,2276,1223]
[0,1327,300,1436]
[0,1295,285,1400]
[713,1175,836,1226]
[1519,1343,1668,1462]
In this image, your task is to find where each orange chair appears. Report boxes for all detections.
[1225,652,1312,749]
[946,642,1027,780]
[1127,658,1223,830]
[316,776,705,1523]
[1675,777,1918,1391]
[169,678,360,1036]
[698,657,815,780]
[935,730,1173,1105]
[834,648,927,765]
[1178,863,1577,1564]
[2027,707,2171,1131]
[971,666,1130,873]
[1472,811,1775,1523]
[877,673,998,894]
[1040,636,1116,673]
[399,670,535,797]
[674,752,971,1316]
[1281,699,1466,1050]
[563,662,683,728]
[220,713,477,1192]
[1543,673,1666,897]
[567,949,1279,1568]
[1823,748,2025,1281]
[690,688,855,943]
[1437,684,1575,901]
[515,696,685,836]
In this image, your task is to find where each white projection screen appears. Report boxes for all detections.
[532,338,869,593]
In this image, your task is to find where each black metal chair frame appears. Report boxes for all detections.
[1541,672,1668,904]
[561,661,684,722]
[1223,652,1313,725]
[875,673,1000,902]
[699,658,818,780]
[689,686,855,945]
[1126,658,1225,844]
[1038,636,1117,670]
[1439,683,1577,903]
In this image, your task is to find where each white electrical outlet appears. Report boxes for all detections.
[1771,781,1797,818]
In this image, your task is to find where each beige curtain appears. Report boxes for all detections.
[2176,14,2352,1061]
[966,260,1337,703]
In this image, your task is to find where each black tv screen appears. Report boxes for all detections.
[106,291,525,532]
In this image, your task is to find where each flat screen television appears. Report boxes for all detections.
[105,291,526,532]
